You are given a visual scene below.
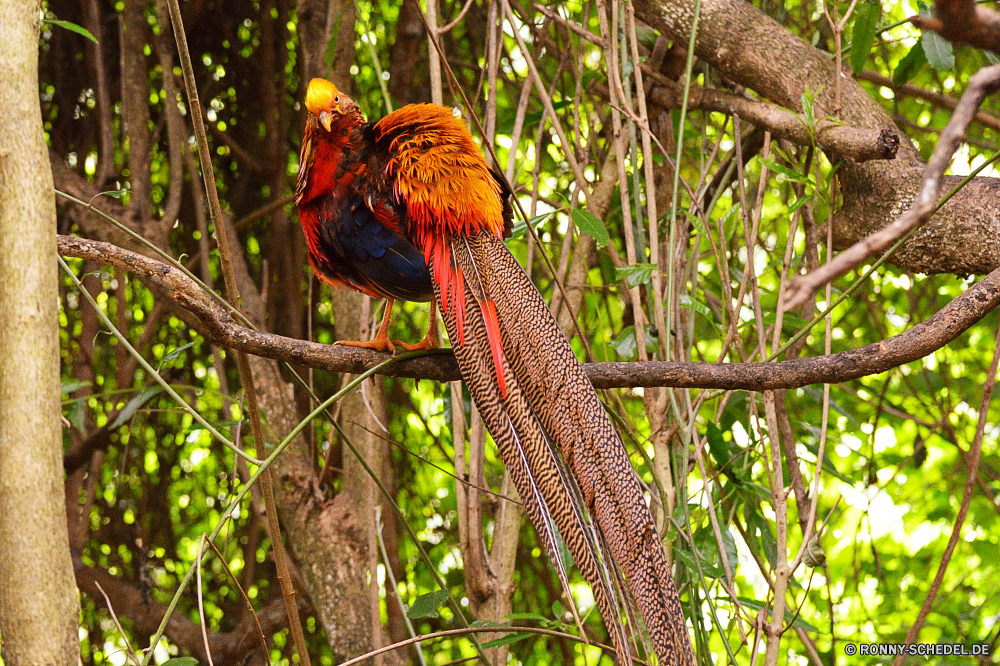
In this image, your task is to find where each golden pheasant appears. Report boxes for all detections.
[296,78,695,666]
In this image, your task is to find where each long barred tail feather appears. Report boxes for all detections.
[437,237,631,660]
[434,230,696,666]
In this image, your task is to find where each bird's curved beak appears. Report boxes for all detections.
[319,111,333,133]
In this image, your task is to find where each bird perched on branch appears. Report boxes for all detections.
[296,77,695,666]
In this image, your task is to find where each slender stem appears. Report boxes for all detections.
[58,256,259,464]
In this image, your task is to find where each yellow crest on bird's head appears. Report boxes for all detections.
[305,78,343,116]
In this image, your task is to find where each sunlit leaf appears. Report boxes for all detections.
[42,18,98,44]
[407,590,451,619]
[849,1,881,74]
[571,209,609,248]
[615,263,656,288]
[510,212,552,240]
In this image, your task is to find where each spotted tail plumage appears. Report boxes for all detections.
[436,231,696,666]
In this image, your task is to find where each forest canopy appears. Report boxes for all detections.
[2,0,999,664]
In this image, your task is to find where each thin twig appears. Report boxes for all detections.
[195,535,216,666]
[95,581,141,665]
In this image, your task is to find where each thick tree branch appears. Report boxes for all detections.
[910,0,1000,53]
[633,0,1000,277]
[58,234,1000,391]
[785,65,1000,309]
[647,80,899,163]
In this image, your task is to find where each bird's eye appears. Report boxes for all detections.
[334,96,340,104]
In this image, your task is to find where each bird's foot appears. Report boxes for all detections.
[393,334,438,352]
[335,331,396,355]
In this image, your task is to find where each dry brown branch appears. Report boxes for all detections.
[857,70,1000,133]
[910,0,1000,53]
[784,65,1000,310]
[58,234,1000,391]
[648,81,899,162]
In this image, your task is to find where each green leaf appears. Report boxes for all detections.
[42,18,98,44]
[760,159,810,184]
[615,263,656,288]
[158,341,196,369]
[787,193,815,216]
[162,659,199,666]
[800,91,816,132]
[610,325,658,359]
[510,212,552,240]
[894,42,927,86]
[849,1,881,74]
[482,632,532,649]
[679,294,712,321]
[570,209,609,248]
[921,28,954,71]
[68,399,87,434]
[985,51,1000,66]
[706,423,733,473]
[736,597,820,633]
[407,589,451,619]
[61,379,92,394]
[673,546,722,578]
[109,387,163,430]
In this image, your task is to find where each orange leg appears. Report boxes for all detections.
[335,298,397,354]
[394,307,439,352]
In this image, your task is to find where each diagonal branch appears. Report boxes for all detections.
[784,64,1000,311]
[58,234,1000,391]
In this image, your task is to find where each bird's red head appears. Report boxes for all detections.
[305,78,359,132]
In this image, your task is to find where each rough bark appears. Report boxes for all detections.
[634,0,1000,276]
[298,0,356,93]
[0,1,82,662]
[120,0,153,224]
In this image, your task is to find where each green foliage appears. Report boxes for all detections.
[42,0,1000,663]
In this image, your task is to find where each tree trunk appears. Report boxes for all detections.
[0,1,82,663]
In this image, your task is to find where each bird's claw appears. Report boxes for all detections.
[335,333,397,355]
[393,335,438,352]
